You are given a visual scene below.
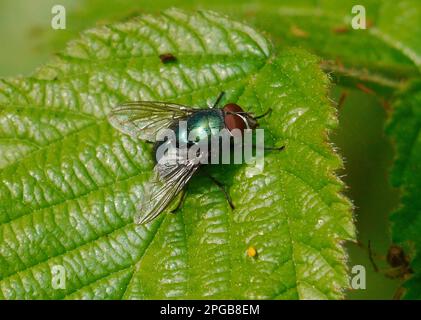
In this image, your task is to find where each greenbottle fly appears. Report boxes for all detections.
[108,92,280,224]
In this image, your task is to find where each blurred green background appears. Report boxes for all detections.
[0,0,403,299]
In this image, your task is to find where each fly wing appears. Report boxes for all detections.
[134,151,202,224]
[108,101,197,142]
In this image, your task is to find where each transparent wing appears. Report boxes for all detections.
[108,101,197,142]
[135,151,203,224]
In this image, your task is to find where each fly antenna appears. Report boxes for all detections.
[211,91,225,108]
[254,108,272,119]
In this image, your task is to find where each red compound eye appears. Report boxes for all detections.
[223,103,247,132]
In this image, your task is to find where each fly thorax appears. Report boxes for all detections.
[185,110,225,145]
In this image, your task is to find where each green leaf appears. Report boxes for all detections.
[387,82,421,299]
[3,0,421,87]
[374,0,421,72]
[233,0,419,78]
[42,0,421,85]
[0,9,354,299]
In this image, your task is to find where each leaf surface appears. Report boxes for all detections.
[46,0,421,85]
[0,9,354,299]
[387,82,421,299]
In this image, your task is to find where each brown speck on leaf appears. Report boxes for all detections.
[159,53,177,64]
[333,25,349,34]
[290,25,309,38]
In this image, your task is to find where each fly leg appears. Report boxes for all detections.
[210,91,225,108]
[204,173,235,210]
[253,108,272,119]
[263,145,285,151]
[252,144,285,151]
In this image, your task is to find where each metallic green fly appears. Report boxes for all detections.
[108,92,281,224]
